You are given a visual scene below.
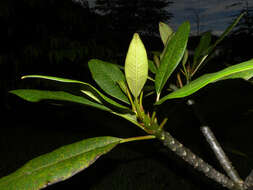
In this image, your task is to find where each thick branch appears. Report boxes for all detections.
[158,130,238,190]
[244,170,253,190]
[201,126,244,186]
[187,99,243,187]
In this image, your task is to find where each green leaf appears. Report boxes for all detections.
[155,59,253,104]
[192,12,245,74]
[88,59,130,104]
[113,64,154,82]
[193,31,212,68]
[151,51,161,57]
[10,89,112,112]
[148,60,157,74]
[159,22,173,46]
[112,112,145,130]
[125,33,148,98]
[21,75,129,110]
[209,12,245,54]
[219,68,253,81]
[155,22,190,96]
[182,50,189,70]
[0,137,122,190]
[10,89,145,130]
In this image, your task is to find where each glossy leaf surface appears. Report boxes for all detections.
[155,22,190,95]
[10,89,112,112]
[0,136,122,190]
[88,59,130,104]
[156,59,253,104]
[21,75,129,110]
[10,89,144,130]
[125,33,148,98]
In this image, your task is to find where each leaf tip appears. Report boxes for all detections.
[159,21,165,27]
[133,32,140,37]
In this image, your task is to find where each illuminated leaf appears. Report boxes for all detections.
[125,33,148,98]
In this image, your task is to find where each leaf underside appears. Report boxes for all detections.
[159,22,173,46]
[125,33,148,98]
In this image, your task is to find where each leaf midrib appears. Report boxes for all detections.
[158,33,179,91]
[158,60,253,102]
[0,140,120,185]
[134,39,138,96]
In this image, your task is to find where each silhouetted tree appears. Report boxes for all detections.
[230,0,253,36]
[2,0,118,75]
[222,0,253,62]
[94,0,173,36]
[1,0,119,110]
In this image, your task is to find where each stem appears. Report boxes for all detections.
[190,55,208,77]
[120,135,156,144]
[244,170,253,189]
[201,126,244,186]
[157,130,238,190]
[151,111,156,124]
[126,87,135,112]
[158,118,168,130]
[156,92,160,102]
[177,72,183,88]
[134,97,144,120]
[187,99,244,188]
[139,91,144,111]
[154,54,160,68]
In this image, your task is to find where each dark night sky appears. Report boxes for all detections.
[86,0,253,35]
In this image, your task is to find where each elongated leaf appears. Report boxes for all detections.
[125,33,148,98]
[88,59,130,104]
[21,75,129,110]
[193,31,212,68]
[114,64,154,82]
[10,89,144,130]
[155,22,190,95]
[159,22,173,46]
[155,59,253,104]
[219,68,253,81]
[10,89,112,112]
[0,136,122,190]
[193,12,245,73]
[208,12,245,55]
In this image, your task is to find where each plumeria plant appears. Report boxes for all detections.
[1,13,253,190]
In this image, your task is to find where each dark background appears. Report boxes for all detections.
[0,0,253,189]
